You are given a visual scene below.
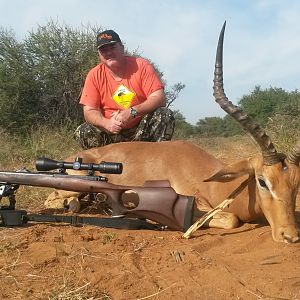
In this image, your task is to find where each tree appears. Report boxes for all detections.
[238,86,291,126]
[195,117,225,137]
[265,89,300,151]
[24,21,100,127]
[0,20,185,134]
[195,86,299,138]
[222,115,243,136]
[173,110,195,139]
[0,28,39,130]
[165,82,185,107]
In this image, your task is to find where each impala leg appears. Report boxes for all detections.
[192,207,239,229]
[44,190,81,213]
[207,212,239,229]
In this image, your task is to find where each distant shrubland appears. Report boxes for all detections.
[0,21,299,158]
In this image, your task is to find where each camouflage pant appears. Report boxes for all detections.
[74,107,175,149]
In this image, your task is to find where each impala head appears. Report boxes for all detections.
[209,22,300,243]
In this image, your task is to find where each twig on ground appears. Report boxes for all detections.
[65,282,91,295]
[183,179,249,239]
[136,282,176,300]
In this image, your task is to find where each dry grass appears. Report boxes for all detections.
[0,126,81,169]
[0,129,259,211]
[188,134,258,163]
[48,282,111,300]
[0,126,81,210]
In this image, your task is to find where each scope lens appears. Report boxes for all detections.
[36,157,62,171]
[98,161,123,174]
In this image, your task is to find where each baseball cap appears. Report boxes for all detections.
[96,30,122,49]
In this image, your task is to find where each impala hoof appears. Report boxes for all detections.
[63,197,81,213]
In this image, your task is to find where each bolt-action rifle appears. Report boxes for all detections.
[0,157,195,232]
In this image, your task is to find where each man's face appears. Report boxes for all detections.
[98,42,124,69]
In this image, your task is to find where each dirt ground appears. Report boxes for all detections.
[0,138,299,300]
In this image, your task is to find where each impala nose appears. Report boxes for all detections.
[275,225,299,243]
[281,228,299,243]
[283,235,299,243]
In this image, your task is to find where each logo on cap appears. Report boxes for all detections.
[100,33,113,40]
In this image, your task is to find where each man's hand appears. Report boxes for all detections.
[83,106,123,134]
[115,109,132,125]
[106,111,123,134]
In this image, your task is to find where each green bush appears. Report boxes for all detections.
[266,113,300,153]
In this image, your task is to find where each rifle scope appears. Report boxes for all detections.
[35,157,123,174]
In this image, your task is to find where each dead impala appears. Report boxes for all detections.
[46,22,300,243]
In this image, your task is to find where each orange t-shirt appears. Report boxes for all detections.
[80,56,164,128]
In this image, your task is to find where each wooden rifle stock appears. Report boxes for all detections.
[0,171,195,231]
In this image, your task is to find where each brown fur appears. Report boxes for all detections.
[45,140,300,243]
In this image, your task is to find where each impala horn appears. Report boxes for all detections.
[213,22,282,166]
[287,139,300,165]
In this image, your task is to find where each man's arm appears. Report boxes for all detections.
[133,88,166,115]
[83,106,122,134]
[116,88,166,124]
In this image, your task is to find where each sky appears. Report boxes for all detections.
[1,0,300,124]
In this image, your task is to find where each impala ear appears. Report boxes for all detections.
[204,159,254,182]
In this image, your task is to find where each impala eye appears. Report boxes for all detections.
[258,178,269,190]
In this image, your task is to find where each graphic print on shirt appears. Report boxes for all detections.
[112,84,136,109]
